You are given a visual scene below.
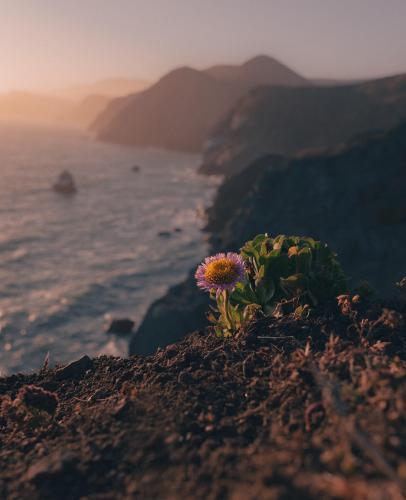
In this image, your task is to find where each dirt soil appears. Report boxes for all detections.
[1,296,406,500]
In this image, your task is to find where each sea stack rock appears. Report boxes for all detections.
[53,170,77,194]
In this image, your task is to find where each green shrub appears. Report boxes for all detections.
[200,234,347,336]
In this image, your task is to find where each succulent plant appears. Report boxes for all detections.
[236,234,347,310]
[200,234,347,336]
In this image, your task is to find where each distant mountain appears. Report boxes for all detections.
[56,78,150,100]
[310,78,363,86]
[62,94,111,127]
[91,56,309,152]
[91,67,246,151]
[0,92,72,123]
[0,90,112,128]
[131,120,406,354]
[200,73,406,175]
[204,54,307,86]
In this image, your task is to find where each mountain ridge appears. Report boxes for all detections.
[91,55,309,152]
[199,72,406,176]
[205,54,308,86]
[55,78,150,100]
[0,91,112,128]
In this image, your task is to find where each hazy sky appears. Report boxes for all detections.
[1,0,405,92]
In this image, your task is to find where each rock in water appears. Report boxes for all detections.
[158,231,171,238]
[53,170,77,194]
[107,318,134,336]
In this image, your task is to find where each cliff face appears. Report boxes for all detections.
[130,271,208,355]
[91,56,308,152]
[130,121,406,355]
[200,73,406,176]
[207,123,406,290]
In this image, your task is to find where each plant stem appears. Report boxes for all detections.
[223,289,233,330]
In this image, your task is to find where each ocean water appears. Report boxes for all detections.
[0,121,218,375]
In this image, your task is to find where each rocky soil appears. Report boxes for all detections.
[1,297,406,499]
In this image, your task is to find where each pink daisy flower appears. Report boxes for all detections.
[195,252,246,296]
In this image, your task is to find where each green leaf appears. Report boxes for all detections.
[206,312,217,324]
[265,253,291,278]
[231,282,259,305]
[255,265,265,286]
[214,326,223,337]
[242,245,259,262]
[296,247,312,274]
[280,273,308,295]
[252,234,267,246]
[264,278,276,302]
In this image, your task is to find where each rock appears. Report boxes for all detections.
[129,271,208,356]
[131,165,141,172]
[53,170,77,194]
[54,355,93,380]
[107,318,134,336]
[158,231,171,238]
[173,227,182,233]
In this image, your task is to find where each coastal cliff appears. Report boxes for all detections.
[130,121,406,356]
[200,73,406,176]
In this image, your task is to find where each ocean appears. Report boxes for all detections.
[0,121,217,374]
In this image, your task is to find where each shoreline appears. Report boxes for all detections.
[0,124,215,375]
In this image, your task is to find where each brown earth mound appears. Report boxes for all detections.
[1,298,406,499]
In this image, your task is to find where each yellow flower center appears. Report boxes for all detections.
[204,258,240,285]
